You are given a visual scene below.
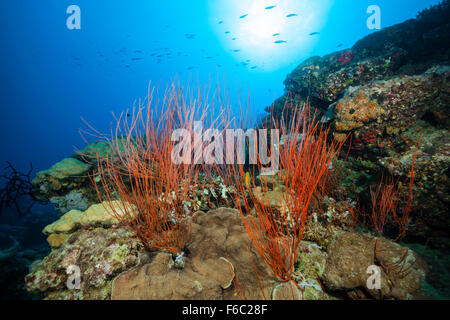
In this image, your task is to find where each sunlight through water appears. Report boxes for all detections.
[209,0,333,71]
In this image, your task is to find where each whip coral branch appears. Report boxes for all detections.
[369,136,423,241]
[83,79,227,255]
[224,97,346,288]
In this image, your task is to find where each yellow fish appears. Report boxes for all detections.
[245,172,251,189]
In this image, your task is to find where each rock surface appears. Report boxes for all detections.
[260,3,450,246]
[322,232,428,299]
[25,227,143,300]
[111,208,278,300]
[42,201,137,248]
[32,158,91,200]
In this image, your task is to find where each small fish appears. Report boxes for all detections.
[240,14,248,19]
[265,5,276,10]
[233,49,241,52]
[309,32,320,36]
[205,56,213,59]
[272,33,280,36]
[185,33,196,39]
[225,31,230,34]
[286,14,298,17]
[274,40,287,43]
[392,51,403,58]
[218,20,224,24]
[250,66,257,69]
[337,43,343,48]
[245,172,251,189]
[232,37,237,40]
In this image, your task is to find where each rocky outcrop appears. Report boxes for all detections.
[267,2,449,115]
[111,208,277,300]
[26,205,429,300]
[261,2,450,247]
[333,66,449,143]
[42,201,137,248]
[31,157,96,215]
[32,140,234,216]
[25,227,144,300]
[111,208,339,300]
[31,139,126,214]
[49,190,89,215]
[32,158,91,199]
[322,232,428,299]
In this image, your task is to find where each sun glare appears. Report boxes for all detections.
[210,0,333,71]
[239,3,288,49]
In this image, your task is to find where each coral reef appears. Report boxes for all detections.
[25,227,143,300]
[27,205,429,300]
[32,158,91,195]
[31,158,95,214]
[108,208,336,300]
[42,201,137,248]
[111,208,276,300]
[22,3,449,301]
[322,232,428,300]
[49,190,89,215]
[261,6,450,248]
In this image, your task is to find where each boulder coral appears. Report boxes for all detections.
[111,208,278,300]
[322,232,428,299]
[42,201,137,248]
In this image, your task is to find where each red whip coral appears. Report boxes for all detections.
[369,136,422,241]
[84,81,227,256]
[224,98,346,294]
[338,51,354,65]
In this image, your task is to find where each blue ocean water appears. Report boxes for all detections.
[0,0,440,173]
[0,0,448,301]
